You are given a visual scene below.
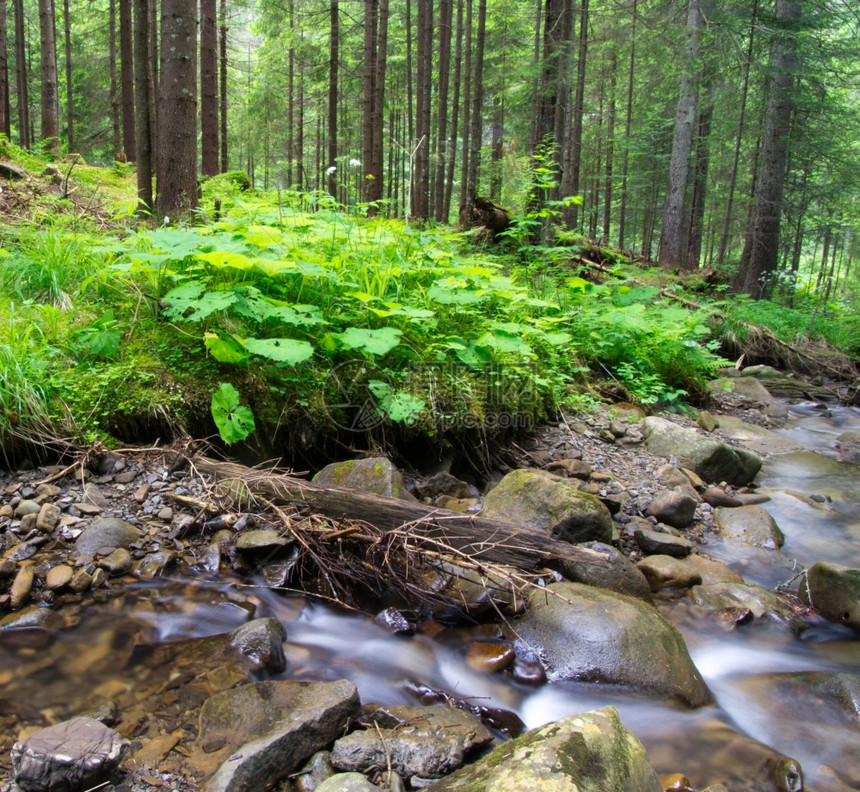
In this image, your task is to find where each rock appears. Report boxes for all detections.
[546,458,593,479]
[634,529,694,558]
[465,641,514,672]
[235,529,294,552]
[99,547,133,575]
[414,472,473,500]
[836,430,860,463]
[480,469,613,545]
[683,554,744,585]
[511,582,712,707]
[802,562,860,628]
[0,161,26,179]
[0,605,65,632]
[375,607,413,635]
[696,411,719,432]
[76,517,140,556]
[294,751,335,792]
[708,376,774,405]
[690,582,798,625]
[35,502,62,533]
[556,541,653,602]
[313,457,416,500]
[714,505,784,550]
[644,490,698,529]
[196,679,361,792]
[15,499,41,517]
[314,773,378,792]
[0,558,16,577]
[45,565,74,590]
[136,550,177,578]
[643,417,762,486]
[702,486,742,508]
[11,717,129,792]
[331,705,493,780]
[512,653,547,686]
[10,564,35,609]
[82,482,109,510]
[637,556,702,591]
[712,415,802,456]
[425,706,662,792]
[660,773,693,792]
[69,569,93,593]
[656,465,699,496]
[228,617,287,672]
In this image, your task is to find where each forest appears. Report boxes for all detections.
[0,0,859,459]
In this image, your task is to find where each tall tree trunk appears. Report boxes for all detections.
[287,0,294,186]
[200,0,218,176]
[736,0,801,297]
[327,0,338,198]
[219,0,227,172]
[526,0,542,155]
[617,0,636,251]
[1,0,12,137]
[658,0,706,268]
[362,0,378,202]
[157,0,197,215]
[296,59,305,187]
[716,0,757,267]
[563,0,588,228]
[38,0,59,154]
[370,0,388,207]
[489,93,502,202]
[463,0,485,221]
[458,0,472,216]
[12,0,28,148]
[133,0,152,210]
[405,0,413,148]
[147,0,158,171]
[442,0,462,220]
[61,0,72,151]
[413,0,431,219]
[432,0,452,221]
[602,46,616,241]
[119,0,136,160]
[109,0,121,156]
[685,75,714,268]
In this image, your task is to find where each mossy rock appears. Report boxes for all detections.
[313,457,416,501]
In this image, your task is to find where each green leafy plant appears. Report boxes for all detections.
[211,383,256,444]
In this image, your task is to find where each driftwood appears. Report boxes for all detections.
[194,457,608,576]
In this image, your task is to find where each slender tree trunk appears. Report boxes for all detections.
[658,0,706,268]
[61,0,72,151]
[458,0,472,215]
[618,0,636,251]
[442,0,463,221]
[109,0,121,156]
[200,0,218,176]
[736,0,801,297]
[489,93,502,201]
[413,0,431,219]
[157,0,198,215]
[564,0,588,227]
[219,0,227,172]
[716,0,757,267]
[296,59,304,187]
[327,0,338,198]
[12,0,28,148]
[370,0,388,206]
[287,0,294,186]
[147,0,158,171]
[0,0,8,138]
[432,0,452,221]
[685,75,714,268]
[405,0,413,148]
[38,0,59,154]
[464,0,485,218]
[602,46,616,241]
[362,0,378,201]
[527,0,542,155]
[119,0,135,160]
[133,0,152,210]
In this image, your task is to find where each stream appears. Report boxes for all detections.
[1,401,858,791]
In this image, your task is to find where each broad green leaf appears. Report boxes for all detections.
[264,303,326,327]
[337,326,402,356]
[163,284,238,321]
[243,337,314,364]
[204,332,249,363]
[211,383,256,444]
[195,250,255,270]
[428,281,487,304]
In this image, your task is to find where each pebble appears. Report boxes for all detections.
[45,565,74,590]
[10,564,35,609]
[99,548,133,575]
[465,641,515,673]
[36,502,62,533]
[15,499,41,517]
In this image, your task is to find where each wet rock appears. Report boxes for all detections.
[480,469,613,545]
[11,717,129,792]
[702,486,742,508]
[683,554,744,585]
[331,705,493,780]
[0,605,65,632]
[643,417,762,486]
[0,558,17,577]
[136,549,177,578]
[660,773,693,792]
[427,706,661,792]
[836,430,860,463]
[235,528,294,552]
[10,564,35,609]
[708,376,774,406]
[68,568,94,593]
[634,528,694,558]
[556,541,653,602]
[712,414,802,456]
[434,496,480,512]
[375,607,413,635]
[714,505,784,550]
[414,471,473,501]
[293,751,335,792]
[511,581,712,707]
[45,565,74,590]
[511,653,547,686]
[228,617,288,672]
[99,547,133,575]
[76,517,140,556]
[35,502,62,533]
[636,556,702,591]
[690,582,798,626]
[313,457,416,500]
[431,561,523,620]
[644,490,698,529]
[465,640,514,672]
[194,679,360,792]
[314,773,378,792]
[802,562,860,628]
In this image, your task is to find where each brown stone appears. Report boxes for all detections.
[465,641,515,673]
[45,565,74,590]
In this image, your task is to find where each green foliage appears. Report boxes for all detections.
[211,383,256,444]
[73,310,121,359]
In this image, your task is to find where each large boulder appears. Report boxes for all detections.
[194,679,361,792]
[511,582,712,707]
[707,376,774,406]
[802,562,860,629]
[75,517,140,557]
[714,505,784,550]
[711,415,801,456]
[331,705,494,781]
[480,469,613,545]
[313,457,415,500]
[643,417,762,486]
[424,706,662,792]
[557,541,653,602]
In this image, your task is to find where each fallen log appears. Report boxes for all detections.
[194,457,608,577]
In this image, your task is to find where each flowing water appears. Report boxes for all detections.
[1,402,859,790]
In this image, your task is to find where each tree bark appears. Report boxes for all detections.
[119,0,136,160]
[563,0,588,228]
[458,0,472,218]
[38,0,59,154]
[370,0,388,206]
[61,0,72,152]
[526,0,542,155]
[200,0,218,177]
[736,0,801,297]
[464,0,485,215]
[12,0,28,148]
[157,0,198,216]
[362,0,378,202]
[442,0,463,221]
[602,46,616,241]
[684,74,714,268]
[413,0,432,219]
[147,0,158,171]
[0,0,11,137]
[432,0,452,221]
[219,0,228,172]
[133,0,152,211]
[193,458,610,579]
[617,0,636,251]
[327,0,338,198]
